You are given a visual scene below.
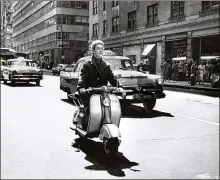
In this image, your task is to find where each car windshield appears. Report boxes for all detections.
[105,59,134,70]
[8,61,31,66]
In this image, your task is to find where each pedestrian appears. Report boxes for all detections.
[173,61,179,81]
[160,60,171,82]
[137,61,144,72]
[198,62,206,84]
[187,59,193,83]
[190,61,197,85]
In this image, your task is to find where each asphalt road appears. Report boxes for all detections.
[1,75,219,179]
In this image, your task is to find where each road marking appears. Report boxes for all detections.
[172,112,219,126]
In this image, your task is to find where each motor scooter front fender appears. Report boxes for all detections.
[99,124,121,145]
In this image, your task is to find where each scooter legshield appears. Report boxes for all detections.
[99,124,121,145]
[87,94,102,134]
[108,94,122,127]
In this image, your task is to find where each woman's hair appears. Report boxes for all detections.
[91,40,104,50]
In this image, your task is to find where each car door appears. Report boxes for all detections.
[68,61,85,94]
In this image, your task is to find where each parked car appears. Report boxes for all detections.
[2,57,43,86]
[1,60,6,80]
[64,64,75,72]
[52,64,67,75]
[60,54,165,115]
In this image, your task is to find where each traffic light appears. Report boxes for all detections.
[39,51,44,56]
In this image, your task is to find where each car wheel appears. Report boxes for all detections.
[142,98,156,116]
[36,80,40,86]
[11,80,15,86]
[3,80,7,84]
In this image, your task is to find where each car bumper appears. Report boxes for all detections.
[133,92,166,100]
[12,75,43,81]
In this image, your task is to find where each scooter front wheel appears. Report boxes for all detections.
[103,138,119,156]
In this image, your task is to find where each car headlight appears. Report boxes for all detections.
[38,71,43,75]
[102,98,111,106]
[214,76,219,82]
[157,78,164,85]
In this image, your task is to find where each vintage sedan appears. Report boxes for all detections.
[52,64,68,75]
[60,54,165,115]
[2,57,43,86]
[1,60,6,80]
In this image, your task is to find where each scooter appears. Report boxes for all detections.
[70,86,126,156]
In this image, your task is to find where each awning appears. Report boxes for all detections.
[141,44,156,56]
[172,57,186,61]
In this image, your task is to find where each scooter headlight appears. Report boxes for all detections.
[157,77,164,85]
[103,98,111,106]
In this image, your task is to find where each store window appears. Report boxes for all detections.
[103,1,107,10]
[93,1,98,15]
[171,1,184,18]
[93,23,98,37]
[147,4,158,24]
[103,20,107,35]
[202,1,220,10]
[112,1,119,7]
[112,16,119,32]
[128,11,136,29]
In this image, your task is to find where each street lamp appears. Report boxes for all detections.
[56,24,64,64]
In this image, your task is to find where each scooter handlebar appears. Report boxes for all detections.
[79,86,126,98]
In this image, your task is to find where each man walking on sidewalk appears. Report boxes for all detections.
[173,61,179,81]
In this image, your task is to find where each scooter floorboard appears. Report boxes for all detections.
[70,126,87,137]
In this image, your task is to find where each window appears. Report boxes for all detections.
[147,4,158,24]
[171,1,184,18]
[202,1,220,10]
[112,16,119,32]
[103,1,107,10]
[103,20,107,35]
[112,1,119,7]
[128,11,136,29]
[93,1,98,15]
[93,23,98,37]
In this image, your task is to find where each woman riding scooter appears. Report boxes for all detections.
[73,40,124,129]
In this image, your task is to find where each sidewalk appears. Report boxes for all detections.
[163,80,220,92]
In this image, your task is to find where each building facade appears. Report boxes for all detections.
[12,1,89,65]
[1,1,13,48]
[89,1,220,75]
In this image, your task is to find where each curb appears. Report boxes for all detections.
[162,84,220,92]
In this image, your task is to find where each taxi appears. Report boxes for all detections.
[60,51,165,115]
[1,60,6,80]
[2,57,43,86]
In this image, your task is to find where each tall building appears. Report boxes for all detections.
[89,1,220,75]
[1,1,13,48]
[12,1,89,65]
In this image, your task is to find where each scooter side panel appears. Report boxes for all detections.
[87,94,102,134]
[109,94,122,126]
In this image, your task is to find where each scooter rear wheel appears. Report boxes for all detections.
[103,138,119,156]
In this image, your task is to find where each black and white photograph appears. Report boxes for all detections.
[1,0,219,179]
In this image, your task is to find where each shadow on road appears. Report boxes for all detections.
[1,82,42,87]
[71,138,140,177]
[122,104,174,118]
[61,98,174,119]
[61,98,73,106]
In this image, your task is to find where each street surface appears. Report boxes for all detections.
[1,75,219,179]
